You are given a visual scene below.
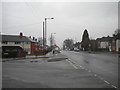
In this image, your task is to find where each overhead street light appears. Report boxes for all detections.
[45,17,54,20]
[44,17,54,47]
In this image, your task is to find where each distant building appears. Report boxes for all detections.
[95,36,120,52]
[90,39,98,51]
[0,33,39,54]
[96,36,112,48]
[116,39,120,52]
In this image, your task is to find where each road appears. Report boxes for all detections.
[62,51,118,88]
[0,58,2,90]
[2,51,118,88]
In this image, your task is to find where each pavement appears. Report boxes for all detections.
[2,51,118,88]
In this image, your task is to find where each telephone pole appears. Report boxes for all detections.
[44,17,54,47]
[43,21,45,48]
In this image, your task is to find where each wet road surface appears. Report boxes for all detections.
[62,51,118,88]
[2,52,118,88]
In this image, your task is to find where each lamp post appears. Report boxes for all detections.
[43,21,45,49]
[44,17,54,47]
[50,33,56,47]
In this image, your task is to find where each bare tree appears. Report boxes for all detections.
[63,39,74,50]
[113,29,120,40]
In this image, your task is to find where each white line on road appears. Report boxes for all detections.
[65,57,118,89]
[66,59,78,69]
[104,80,110,84]
[111,85,118,89]
[103,80,118,89]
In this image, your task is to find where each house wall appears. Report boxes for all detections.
[0,42,1,47]
[2,42,22,47]
[111,40,116,52]
[116,39,120,52]
[100,42,109,48]
[97,42,101,48]
[91,42,98,51]
[31,42,39,54]
[21,42,31,54]
[1,41,31,54]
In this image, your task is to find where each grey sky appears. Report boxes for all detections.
[2,2,118,47]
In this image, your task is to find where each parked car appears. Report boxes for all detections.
[74,48,79,52]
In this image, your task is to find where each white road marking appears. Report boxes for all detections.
[104,80,110,84]
[111,85,118,89]
[66,58,118,89]
[66,59,78,69]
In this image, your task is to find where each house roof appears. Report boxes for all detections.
[0,35,37,42]
[90,39,97,43]
[96,37,113,42]
[90,39,96,42]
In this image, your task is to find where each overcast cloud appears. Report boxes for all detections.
[2,2,118,47]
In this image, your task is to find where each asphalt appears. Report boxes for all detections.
[62,51,118,88]
[2,52,117,88]
[0,61,2,90]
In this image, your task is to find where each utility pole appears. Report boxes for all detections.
[44,17,54,47]
[50,33,52,47]
[43,21,45,48]
[44,18,47,47]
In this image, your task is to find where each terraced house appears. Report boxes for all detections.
[0,33,39,55]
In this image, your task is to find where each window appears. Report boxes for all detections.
[15,42,21,44]
[26,42,29,44]
[2,41,8,44]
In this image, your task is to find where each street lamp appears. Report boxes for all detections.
[50,33,56,47]
[44,17,54,47]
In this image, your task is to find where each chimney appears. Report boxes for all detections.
[35,39,37,41]
[33,37,35,40]
[29,36,31,38]
[20,32,23,38]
